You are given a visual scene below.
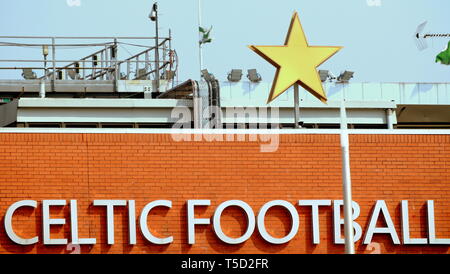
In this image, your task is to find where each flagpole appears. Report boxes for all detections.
[198,0,204,79]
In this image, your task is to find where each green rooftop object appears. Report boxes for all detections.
[436,41,450,65]
[199,26,213,45]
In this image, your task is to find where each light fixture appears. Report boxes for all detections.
[149,2,160,94]
[42,45,49,80]
[42,45,49,58]
[319,70,329,82]
[149,3,157,22]
[201,69,215,82]
[227,69,242,82]
[22,68,37,80]
[337,71,354,83]
[247,69,262,83]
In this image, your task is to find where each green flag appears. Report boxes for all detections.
[199,26,212,45]
[436,41,450,65]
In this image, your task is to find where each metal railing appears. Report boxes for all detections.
[0,36,178,83]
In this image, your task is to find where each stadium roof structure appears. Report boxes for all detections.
[0,36,449,130]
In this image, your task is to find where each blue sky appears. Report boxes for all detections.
[0,0,449,82]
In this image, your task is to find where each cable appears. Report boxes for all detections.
[0,41,114,49]
[118,43,133,57]
[117,42,154,49]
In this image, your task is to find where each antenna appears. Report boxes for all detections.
[414,21,428,51]
[414,21,450,51]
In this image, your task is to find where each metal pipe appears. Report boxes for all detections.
[82,60,86,79]
[145,51,150,72]
[105,46,110,80]
[293,83,300,129]
[39,79,45,98]
[127,60,131,79]
[154,2,160,92]
[387,109,394,129]
[0,36,164,39]
[340,91,355,254]
[198,0,203,79]
[163,41,167,71]
[0,57,163,63]
[114,38,119,81]
[169,29,172,51]
[136,56,139,77]
[100,51,104,80]
[0,67,120,70]
[193,80,201,129]
[52,37,56,81]
[0,59,164,63]
[0,43,116,47]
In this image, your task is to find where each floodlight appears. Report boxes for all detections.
[201,69,215,82]
[22,68,37,80]
[149,3,157,21]
[149,2,160,93]
[227,69,242,82]
[42,45,49,57]
[319,70,329,82]
[337,71,354,83]
[247,69,262,83]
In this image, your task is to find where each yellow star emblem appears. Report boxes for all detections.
[249,12,342,104]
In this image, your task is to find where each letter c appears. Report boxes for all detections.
[140,200,173,245]
[4,200,39,245]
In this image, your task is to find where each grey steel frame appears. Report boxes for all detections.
[0,36,173,82]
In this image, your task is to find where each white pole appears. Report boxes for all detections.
[293,83,300,129]
[386,109,394,130]
[340,89,355,254]
[41,54,47,98]
[198,0,204,79]
[39,80,46,98]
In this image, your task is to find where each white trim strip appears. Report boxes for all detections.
[0,128,450,135]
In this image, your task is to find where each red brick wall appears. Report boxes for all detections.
[0,133,449,254]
